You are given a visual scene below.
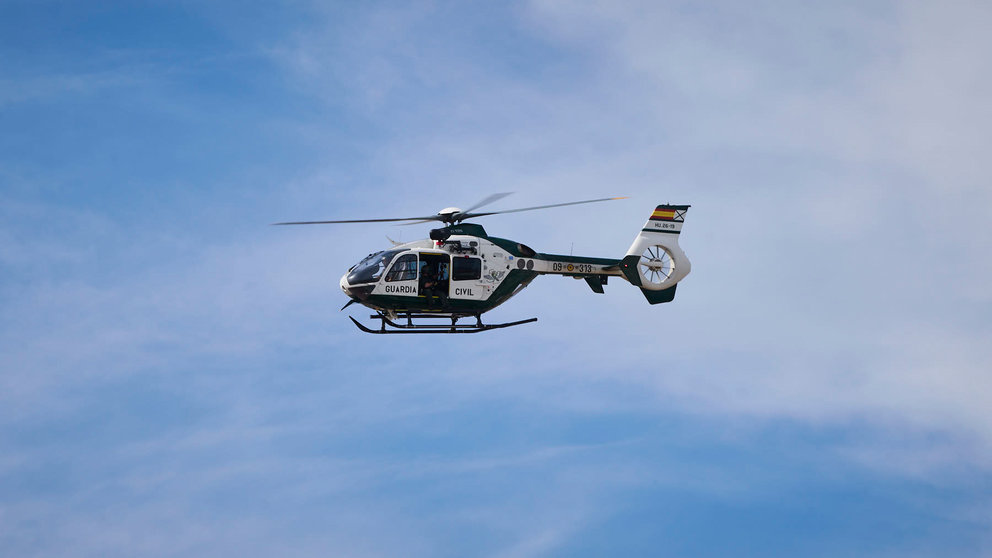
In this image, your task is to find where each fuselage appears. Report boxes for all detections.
[339,223,621,316]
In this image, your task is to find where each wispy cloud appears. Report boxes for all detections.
[3,1,992,556]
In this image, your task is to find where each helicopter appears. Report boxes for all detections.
[274,194,691,334]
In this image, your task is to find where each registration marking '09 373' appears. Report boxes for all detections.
[552,262,593,273]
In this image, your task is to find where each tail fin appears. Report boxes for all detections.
[619,204,691,304]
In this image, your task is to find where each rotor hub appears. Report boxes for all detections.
[433,207,462,224]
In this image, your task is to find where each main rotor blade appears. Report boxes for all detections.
[272,195,627,226]
[461,192,513,215]
[461,196,628,220]
[272,216,441,225]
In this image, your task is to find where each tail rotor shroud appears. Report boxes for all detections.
[619,204,691,304]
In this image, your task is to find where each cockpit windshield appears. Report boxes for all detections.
[347,249,403,285]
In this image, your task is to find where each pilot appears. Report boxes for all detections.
[421,262,448,309]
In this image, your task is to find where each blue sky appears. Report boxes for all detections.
[2,1,991,556]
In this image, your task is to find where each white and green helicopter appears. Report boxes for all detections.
[275,195,691,334]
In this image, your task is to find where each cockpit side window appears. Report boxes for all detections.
[385,254,418,282]
[452,257,482,281]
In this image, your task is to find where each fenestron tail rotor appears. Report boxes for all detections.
[272,194,627,227]
[638,245,674,285]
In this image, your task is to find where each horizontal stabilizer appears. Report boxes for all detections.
[584,275,606,294]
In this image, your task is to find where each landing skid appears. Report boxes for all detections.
[350,312,538,334]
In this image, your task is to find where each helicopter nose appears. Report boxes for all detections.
[340,273,374,301]
[339,273,352,296]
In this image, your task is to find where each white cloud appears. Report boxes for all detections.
[503,0,992,465]
[3,3,992,553]
[4,0,988,479]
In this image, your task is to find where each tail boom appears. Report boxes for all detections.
[518,204,691,304]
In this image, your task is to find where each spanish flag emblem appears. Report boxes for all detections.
[650,208,678,221]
